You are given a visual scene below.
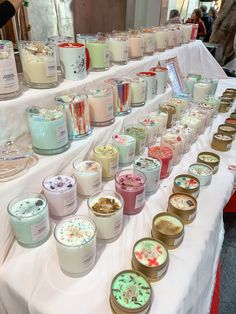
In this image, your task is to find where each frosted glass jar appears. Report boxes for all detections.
[112,134,136,166]
[141,29,156,55]
[140,118,158,146]
[180,116,201,143]
[193,83,209,103]
[109,34,128,65]
[128,77,147,107]
[172,124,193,153]
[167,28,176,49]
[124,124,147,155]
[128,31,144,60]
[149,66,168,95]
[189,109,207,134]
[148,111,168,136]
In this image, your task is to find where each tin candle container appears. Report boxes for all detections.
[115,169,146,215]
[167,193,197,224]
[218,124,236,140]
[220,96,233,107]
[159,103,176,129]
[173,174,200,198]
[110,270,152,314]
[108,34,129,65]
[148,145,173,179]
[88,190,123,240]
[225,118,236,129]
[128,31,144,60]
[54,215,96,277]
[151,212,184,249]
[219,101,230,113]
[161,133,184,166]
[149,66,168,95]
[26,107,69,155]
[73,160,102,197]
[180,116,201,143]
[223,92,236,99]
[148,111,168,136]
[137,72,157,101]
[197,152,220,174]
[112,134,136,166]
[141,29,156,55]
[128,77,147,107]
[211,133,233,152]
[188,163,213,187]
[140,118,158,146]
[7,193,50,248]
[172,124,193,153]
[19,41,58,88]
[124,124,147,155]
[93,144,119,180]
[86,37,109,71]
[43,174,77,218]
[193,83,209,103]
[132,237,169,282]
[154,27,167,51]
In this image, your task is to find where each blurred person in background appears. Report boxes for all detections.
[167,9,182,24]
[186,9,206,40]
[209,7,218,24]
[200,5,213,42]
[0,0,23,28]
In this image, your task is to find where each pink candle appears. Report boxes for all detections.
[148,146,173,179]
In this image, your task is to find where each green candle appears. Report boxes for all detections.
[86,39,109,71]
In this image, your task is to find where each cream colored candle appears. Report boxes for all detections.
[193,83,209,103]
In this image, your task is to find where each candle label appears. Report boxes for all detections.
[110,159,119,176]
[56,124,67,143]
[46,57,57,77]
[135,191,145,209]
[0,57,19,92]
[31,218,50,241]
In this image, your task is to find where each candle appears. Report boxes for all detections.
[180,116,201,143]
[155,28,167,51]
[112,134,136,166]
[159,103,176,128]
[124,124,147,155]
[172,124,193,153]
[76,34,96,44]
[48,36,74,67]
[7,193,50,247]
[86,38,109,71]
[42,174,77,218]
[218,124,236,140]
[190,24,199,41]
[54,215,96,276]
[128,31,144,60]
[211,133,233,152]
[200,78,218,96]
[168,193,197,224]
[93,144,119,180]
[137,72,157,101]
[141,29,156,55]
[205,96,220,117]
[115,169,146,215]
[173,174,200,198]
[184,76,197,95]
[149,66,168,95]
[87,190,123,240]
[134,156,161,195]
[183,24,192,43]
[148,111,168,136]
[189,109,207,134]
[161,133,184,166]
[109,34,128,65]
[219,101,230,113]
[193,83,209,103]
[175,27,184,46]
[169,98,187,119]
[198,102,215,126]
[188,163,213,187]
[129,77,147,107]
[26,107,70,155]
[140,118,158,146]
[148,145,173,179]
[225,118,236,129]
[167,28,176,49]
[197,152,220,174]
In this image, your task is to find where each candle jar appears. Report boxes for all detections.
[172,124,193,153]
[141,29,156,55]
[148,145,173,179]
[132,237,169,282]
[180,116,201,143]
[148,111,168,136]
[19,41,58,89]
[112,134,136,166]
[193,83,209,103]
[76,33,97,44]
[54,215,96,277]
[225,118,236,129]
[73,160,102,197]
[140,118,158,146]
[205,96,220,116]
[109,34,128,65]
[159,104,176,129]
[42,174,77,218]
[48,36,74,68]
[167,28,176,49]
[105,78,131,116]
[169,98,187,120]
[134,156,161,196]
[211,133,233,152]
[220,96,233,107]
[149,66,168,95]
[218,124,236,140]
[56,95,92,140]
[151,212,184,249]
[223,92,236,99]
[86,37,109,71]
[154,27,167,51]
[110,270,152,314]
[175,27,184,46]
[167,193,197,224]
[189,109,207,135]
[0,40,20,100]
[188,163,213,187]
[26,107,70,155]
[161,133,184,166]
[173,174,200,198]
[198,102,214,126]
[124,124,147,155]
[128,77,147,107]
[183,24,192,43]
[197,152,220,174]
[87,86,114,127]
[219,101,230,113]
[93,144,119,180]
[7,193,50,248]
[200,78,218,96]
[115,169,146,215]
[137,72,157,101]
[87,190,123,240]
[128,30,144,60]
[184,76,197,96]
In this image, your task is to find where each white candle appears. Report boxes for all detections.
[193,83,209,103]
[128,34,144,59]
[167,29,176,49]
[155,28,167,51]
[112,134,136,165]
[148,111,168,136]
[109,35,128,64]
[172,125,193,153]
[180,116,201,143]
[129,78,147,106]
[141,30,156,55]
[161,133,184,165]
[140,118,158,146]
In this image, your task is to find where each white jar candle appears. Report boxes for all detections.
[193,83,209,103]
[189,109,207,134]
[112,134,136,166]
[155,28,167,51]
[128,31,144,60]
[54,215,96,277]
[169,98,188,119]
[129,77,147,107]
[180,116,201,143]
[148,111,168,136]
[141,29,156,55]
[88,190,123,240]
[172,124,193,153]
[167,29,176,49]
[149,66,168,95]
[137,71,157,100]
[161,133,185,166]
[140,118,158,146]
[109,34,128,64]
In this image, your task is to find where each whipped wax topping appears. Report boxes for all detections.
[94,145,118,156]
[148,146,173,159]
[44,175,75,192]
[170,194,196,210]
[0,41,11,59]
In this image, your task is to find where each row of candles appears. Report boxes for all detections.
[0,23,199,100]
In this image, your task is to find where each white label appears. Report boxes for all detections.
[135,191,145,209]
[31,218,49,241]
[109,159,119,176]
[46,57,57,77]
[0,57,19,93]
[104,49,109,64]
[158,265,167,278]
[56,124,67,143]
[188,212,196,221]
[174,235,183,246]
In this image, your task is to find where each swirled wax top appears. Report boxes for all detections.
[9,198,47,218]
[189,164,212,176]
[162,133,184,144]
[74,161,101,174]
[113,134,136,145]
[55,217,96,246]
[198,154,219,163]
[172,125,192,136]
[214,134,232,141]
[117,174,145,191]
[154,215,183,235]
[170,194,196,211]
[134,157,161,171]
[28,107,63,121]
[22,42,54,56]
[111,271,151,309]
[219,125,235,132]
[94,145,118,157]
[134,239,167,267]
[125,125,146,137]
[148,146,173,159]
[43,175,75,192]
[91,196,122,215]
[175,176,199,189]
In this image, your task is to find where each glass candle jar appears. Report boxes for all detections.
[159,103,176,129]
[173,174,200,198]
[197,152,220,174]
[7,193,50,248]
[169,98,187,120]
[211,133,233,152]
[93,144,119,180]
[141,29,156,55]
[190,24,199,41]
[183,24,192,43]
[48,36,74,68]
[198,102,214,126]
[193,83,209,103]
[0,40,20,100]
[109,34,128,65]
[154,27,167,51]
[167,28,176,49]
[112,134,136,166]
[19,41,58,89]
[124,124,147,155]
[180,116,201,143]
[137,72,157,100]
[204,96,220,117]
[189,109,207,135]
[172,124,193,153]
[88,190,123,240]
[115,169,146,215]
[148,111,168,136]
[76,33,97,44]
[149,66,168,95]
[134,156,161,196]
[128,77,147,107]
[54,215,96,277]
[168,193,197,224]
[161,133,184,166]
[188,163,213,187]
[105,78,131,116]
[148,145,173,179]
[128,30,144,60]
[184,76,197,96]
[174,27,184,46]
[140,118,158,146]
[26,107,70,155]
[86,37,109,71]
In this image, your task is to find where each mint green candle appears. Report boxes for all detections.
[86,39,109,71]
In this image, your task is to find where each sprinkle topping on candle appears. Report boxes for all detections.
[175,176,199,189]
[10,197,46,217]
[113,134,135,145]
[154,215,183,235]
[23,42,54,56]
[117,174,145,191]
[198,154,219,163]
[170,194,196,210]
[94,145,118,156]
[134,157,161,171]
[148,146,173,159]
[28,107,63,121]
[74,161,101,173]
[44,175,75,192]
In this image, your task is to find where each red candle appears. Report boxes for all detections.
[225,118,236,129]
[148,146,173,179]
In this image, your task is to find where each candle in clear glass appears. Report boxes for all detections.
[140,118,158,146]
[180,116,201,143]
[93,144,119,180]
[161,133,184,166]
[86,37,109,71]
[200,78,218,96]
[137,72,157,100]
[141,29,156,55]
[105,78,131,116]
[112,134,136,166]
[48,36,74,67]
[198,102,215,126]
[134,156,161,195]
[76,34,97,44]
[169,98,187,120]
[183,24,192,43]
[148,111,168,136]
[7,193,50,248]
[26,107,70,155]
[54,215,96,277]
[155,27,167,51]
[148,145,173,179]
[87,190,123,240]
[159,103,176,129]
[42,174,77,218]
[184,76,197,96]
[73,160,102,197]
[128,77,147,107]
[128,31,144,60]
[0,40,20,100]
[172,124,193,153]
[193,83,209,103]
[175,27,184,46]
[175,93,190,111]
[124,124,147,155]
[190,24,199,41]
[149,66,168,95]
[189,109,207,134]
[19,41,58,88]
[205,97,220,117]
[167,28,176,49]
[109,34,128,65]
[115,169,146,215]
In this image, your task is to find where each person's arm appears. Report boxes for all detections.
[198,20,206,37]
[9,0,23,11]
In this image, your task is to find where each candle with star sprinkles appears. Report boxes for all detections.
[132,237,169,282]
[197,152,220,174]
[112,134,136,166]
[54,215,96,277]
[110,270,152,314]
[173,174,200,198]
[188,163,213,187]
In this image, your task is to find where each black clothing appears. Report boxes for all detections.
[0,1,16,28]
[201,12,213,42]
